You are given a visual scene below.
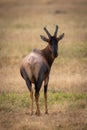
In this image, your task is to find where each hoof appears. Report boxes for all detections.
[45,111,49,115]
[30,112,33,116]
[35,111,40,116]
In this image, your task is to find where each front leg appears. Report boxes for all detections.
[44,77,49,114]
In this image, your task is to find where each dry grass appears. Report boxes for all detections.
[0,0,87,130]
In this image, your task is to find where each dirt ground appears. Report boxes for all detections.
[0,0,87,130]
[0,108,87,130]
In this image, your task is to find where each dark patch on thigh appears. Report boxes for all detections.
[20,66,31,91]
[20,66,27,79]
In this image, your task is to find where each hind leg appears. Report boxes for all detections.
[30,89,33,115]
[34,77,43,116]
[35,91,40,116]
[44,76,49,114]
[26,79,34,115]
[25,78,34,115]
[30,90,33,115]
[20,67,33,115]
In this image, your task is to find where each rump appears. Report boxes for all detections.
[21,52,49,83]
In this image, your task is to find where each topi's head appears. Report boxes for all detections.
[40,25,64,58]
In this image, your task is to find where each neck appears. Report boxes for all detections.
[41,45,54,68]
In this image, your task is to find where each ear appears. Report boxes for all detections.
[40,35,49,42]
[58,33,64,41]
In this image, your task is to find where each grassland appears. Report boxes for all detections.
[0,91,87,130]
[0,0,87,130]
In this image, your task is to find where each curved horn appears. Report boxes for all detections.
[44,27,51,38]
[54,25,58,37]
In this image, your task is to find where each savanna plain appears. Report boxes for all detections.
[0,0,87,130]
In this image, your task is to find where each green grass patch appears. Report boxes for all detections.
[0,92,30,111]
[51,91,87,101]
[0,92,87,112]
[48,92,87,105]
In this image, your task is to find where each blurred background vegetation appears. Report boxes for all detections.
[0,0,87,130]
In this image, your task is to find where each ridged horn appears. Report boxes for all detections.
[44,27,51,38]
[54,25,58,37]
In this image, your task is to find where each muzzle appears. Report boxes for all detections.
[52,51,58,58]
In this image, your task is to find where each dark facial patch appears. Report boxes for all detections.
[49,37,58,58]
